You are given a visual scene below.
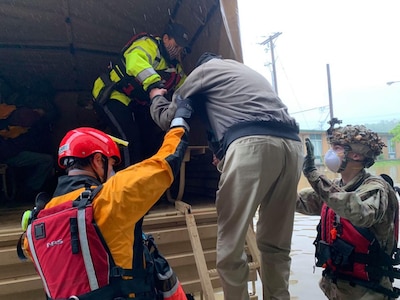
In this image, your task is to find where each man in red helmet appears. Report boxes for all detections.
[21,98,193,299]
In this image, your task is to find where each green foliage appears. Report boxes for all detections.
[390,123,400,142]
[374,159,400,167]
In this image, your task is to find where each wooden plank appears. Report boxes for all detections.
[0,246,26,266]
[164,249,216,268]
[185,212,215,300]
[181,268,258,295]
[246,225,261,275]
[0,275,42,296]
[0,289,45,300]
[0,230,22,247]
[0,263,37,280]
[143,208,217,228]
[145,223,217,246]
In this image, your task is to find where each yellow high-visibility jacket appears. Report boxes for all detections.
[92,35,186,106]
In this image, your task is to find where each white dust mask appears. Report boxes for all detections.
[324,149,342,173]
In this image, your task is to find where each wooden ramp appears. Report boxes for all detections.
[0,202,260,300]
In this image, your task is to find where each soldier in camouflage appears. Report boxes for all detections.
[297,124,400,299]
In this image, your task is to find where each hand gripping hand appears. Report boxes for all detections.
[170,95,194,131]
[303,138,317,176]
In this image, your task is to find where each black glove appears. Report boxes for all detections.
[174,96,193,120]
[147,81,165,93]
[147,81,165,106]
[303,138,317,175]
[170,96,194,131]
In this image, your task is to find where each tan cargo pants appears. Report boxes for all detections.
[215,135,303,300]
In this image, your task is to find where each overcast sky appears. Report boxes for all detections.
[237,0,400,130]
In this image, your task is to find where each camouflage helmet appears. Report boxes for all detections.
[328,125,386,163]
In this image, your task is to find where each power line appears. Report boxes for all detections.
[291,105,329,115]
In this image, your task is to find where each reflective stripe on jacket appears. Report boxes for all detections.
[92,35,186,106]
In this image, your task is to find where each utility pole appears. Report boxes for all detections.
[326,64,334,120]
[260,32,282,94]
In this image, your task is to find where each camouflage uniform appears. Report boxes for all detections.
[297,125,399,300]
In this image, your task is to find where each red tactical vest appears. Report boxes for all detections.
[315,202,400,285]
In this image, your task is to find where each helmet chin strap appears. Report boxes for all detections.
[102,156,109,183]
[339,145,366,171]
[337,158,348,173]
[90,155,109,183]
[90,165,103,184]
[337,146,350,172]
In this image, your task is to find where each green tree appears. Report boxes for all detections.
[390,123,400,142]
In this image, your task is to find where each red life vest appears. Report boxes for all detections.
[315,202,400,295]
[21,187,157,300]
[27,201,111,298]
[313,175,400,298]
[317,203,383,282]
[18,187,190,300]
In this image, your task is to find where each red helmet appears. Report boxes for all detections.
[58,127,121,169]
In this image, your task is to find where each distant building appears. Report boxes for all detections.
[300,130,400,163]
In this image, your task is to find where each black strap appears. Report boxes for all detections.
[94,74,118,106]
[17,232,28,260]
[65,284,117,300]
[133,217,145,270]
[120,32,157,55]
[70,217,79,254]
[74,185,103,209]
[324,269,400,298]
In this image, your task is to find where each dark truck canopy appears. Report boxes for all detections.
[0,0,244,201]
[0,0,243,91]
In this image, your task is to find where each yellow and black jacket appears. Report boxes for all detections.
[23,127,188,299]
[92,34,186,106]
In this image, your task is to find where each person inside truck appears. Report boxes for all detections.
[92,22,191,168]
[21,97,194,299]
[0,103,55,203]
[297,124,400,300]
[149,52,303,300]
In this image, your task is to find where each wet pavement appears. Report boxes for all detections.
[250,213,325,299]
[251,212,400,299]
[287,213,325,299]
[211,213,324,299]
